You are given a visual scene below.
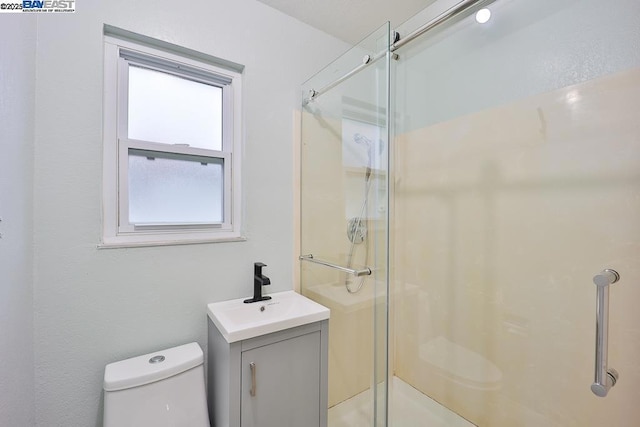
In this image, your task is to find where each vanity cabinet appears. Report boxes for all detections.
[208,319,329,427]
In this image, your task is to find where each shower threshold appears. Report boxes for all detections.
[328,376,476,427]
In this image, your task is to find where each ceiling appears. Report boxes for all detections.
[256,0,437,45]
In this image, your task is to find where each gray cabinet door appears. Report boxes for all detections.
[240,331,321,427]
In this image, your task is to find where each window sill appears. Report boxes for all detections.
[98,235,247,249]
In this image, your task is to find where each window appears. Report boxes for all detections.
[102,32,243,247]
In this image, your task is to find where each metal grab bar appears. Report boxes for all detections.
[299,254,372,277]
[591,269,620,397]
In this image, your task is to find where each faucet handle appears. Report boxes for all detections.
[254,262,267,275]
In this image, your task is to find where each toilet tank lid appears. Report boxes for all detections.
[103,342,203,391]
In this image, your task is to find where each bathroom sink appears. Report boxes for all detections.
[207,290,330,343]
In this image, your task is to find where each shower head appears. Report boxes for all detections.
[353,133,373,149]
[354,133,375,181]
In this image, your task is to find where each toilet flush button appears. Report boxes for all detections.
[149,355,165,364]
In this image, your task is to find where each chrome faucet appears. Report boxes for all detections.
[244,262,271,303]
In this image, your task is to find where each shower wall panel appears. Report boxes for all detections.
[393,67,640,426]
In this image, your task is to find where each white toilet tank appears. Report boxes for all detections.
[103,342,210,427]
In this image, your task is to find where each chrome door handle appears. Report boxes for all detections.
[591,269,620,397]
[249,362,256,397]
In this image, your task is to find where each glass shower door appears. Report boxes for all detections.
[300,23,390,427]
[391,0,640,426]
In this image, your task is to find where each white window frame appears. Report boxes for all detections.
[102,35,244,247]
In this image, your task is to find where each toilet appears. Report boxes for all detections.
[103,342,210,426]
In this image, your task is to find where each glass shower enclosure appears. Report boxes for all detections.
[300,0,640,426]
[300,22,391,427]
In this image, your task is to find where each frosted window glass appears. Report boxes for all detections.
[128,66,223,150]
[128,152,223,224]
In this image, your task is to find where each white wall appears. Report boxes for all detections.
[32,1,348,425]
[0,15,36,427]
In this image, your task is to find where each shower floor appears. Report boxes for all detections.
[328,376,476,427]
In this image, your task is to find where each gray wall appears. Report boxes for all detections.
[394,0,640,133]
[0,15,36,427]
[28,1,348,426]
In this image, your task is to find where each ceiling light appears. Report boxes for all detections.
[475,8,491,24]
